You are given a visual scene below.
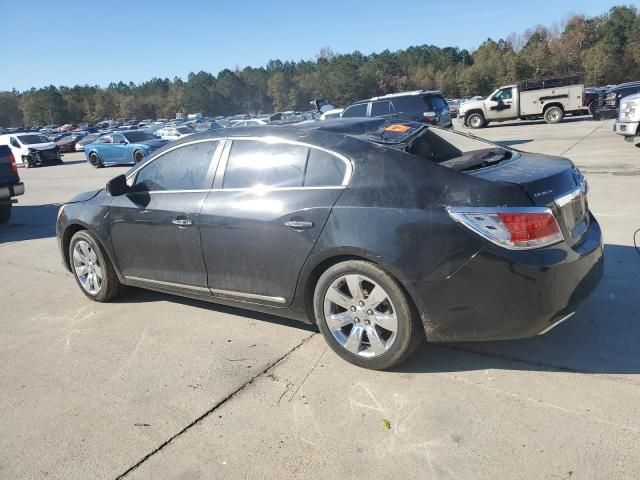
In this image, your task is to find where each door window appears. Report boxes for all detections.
[493,88,513,101]
[371,101,393,117]
[223,140,307,188]
[112,134,126,144]
[428,96,448,112]
[10,137,20,148]
[134,141,219,192]
[304,149,347,186]
[341,103,368,118]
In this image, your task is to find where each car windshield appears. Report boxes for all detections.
[123,131,156,142]
[17,135,50,145]
[406,127,514,171]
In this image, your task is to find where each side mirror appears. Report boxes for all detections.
[106,174,130,196]
[423,111,437,120]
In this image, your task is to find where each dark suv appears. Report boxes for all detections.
[341,90,452,128]
[593,81,640,119]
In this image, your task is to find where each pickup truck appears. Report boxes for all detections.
[614,93,640,142]
[0,145,25,223]
[459,76,585,129]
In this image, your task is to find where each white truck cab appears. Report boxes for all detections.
[459,76,585,129]
[614,93,640,142]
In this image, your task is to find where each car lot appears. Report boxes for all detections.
[1,117,639,479]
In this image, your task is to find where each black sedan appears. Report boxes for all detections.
[56,119,603,369]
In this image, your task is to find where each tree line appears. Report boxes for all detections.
[1,5,639,127]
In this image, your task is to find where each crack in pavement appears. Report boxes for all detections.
[0,259,71,277]
[114,332,318,479]
[559,120,609,156]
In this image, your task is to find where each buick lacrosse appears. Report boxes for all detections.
[57,119,603,369]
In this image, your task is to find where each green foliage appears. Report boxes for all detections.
[2,5,639,127]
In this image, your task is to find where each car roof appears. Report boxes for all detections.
[350,90,443,105]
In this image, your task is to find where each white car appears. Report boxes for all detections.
[614,93,640,142]
[0,133,62,167]
[230,119,269,127]
[154,126,196,141]
[320,108,344,120]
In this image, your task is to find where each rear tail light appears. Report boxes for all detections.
[447,207,563,250]
[8,150,17,174]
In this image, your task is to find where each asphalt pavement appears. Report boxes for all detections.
[1,118,639,480]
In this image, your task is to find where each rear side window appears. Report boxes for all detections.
[304,149,347,186]
[223,140,307,188]
[371,101,394,117]
[341,103,368,118]
[134,141,218,192]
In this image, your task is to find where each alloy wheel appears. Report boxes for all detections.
[469,115,483,128]
[72,240,103,295]
[323,274,398,358]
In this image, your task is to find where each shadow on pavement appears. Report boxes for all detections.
[0,204,59,243]
[399,244,640,375]
[482,116,595,128]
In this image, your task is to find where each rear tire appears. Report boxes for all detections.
[467,112,485,129]
[133,150,145,164]
[544,106,564,124]
[313,260,424,370]
[69,230,121,302]
[88,152,103,168]
[22,156,32,168]
[0,204,11,223]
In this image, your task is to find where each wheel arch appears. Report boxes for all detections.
[61,223,88,271]
[543,102,565,113]
[298,248,420,327]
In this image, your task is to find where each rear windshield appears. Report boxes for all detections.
[406,128,514,171]
[17,135,50,145]
[123,131,156,142]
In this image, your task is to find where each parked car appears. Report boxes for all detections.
[230,119,268,127]
[319,108,344,120]
[0,133,62,167]
[155,125,196,141]
[593,81,640,120]
[614,93,640,142]
[459,75,586,128]
[341,90,452,128]
[84,130,168,168]
[76,132,108,151]
[56,118,603,369]
[446,99,460,118]
[583,87,607,116]
[57,132,87,153]
[0,145,24,223]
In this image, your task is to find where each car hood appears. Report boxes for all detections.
[459,100,484,112]
[621,93,640,104]
[66,188,103,204]
[25,142,57,151]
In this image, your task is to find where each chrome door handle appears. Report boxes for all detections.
[284,220,314,231]
[172,218,193,227]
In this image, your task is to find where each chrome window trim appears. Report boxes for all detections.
[222,136,354,187]
[554,184,583,208]
[125,137,225,181]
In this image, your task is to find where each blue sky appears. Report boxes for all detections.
[0,0,634,91]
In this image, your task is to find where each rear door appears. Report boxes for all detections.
[199,138,351,305]
[110,140,222,291]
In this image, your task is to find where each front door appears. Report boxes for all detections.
[110,140,222,291]
[488,87,517,120]
[199,139,350,305]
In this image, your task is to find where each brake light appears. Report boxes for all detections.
[447,207,563,250]
[8,150,17,174]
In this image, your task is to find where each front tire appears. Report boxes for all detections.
[0,203,11,223]
[133,150,145,164]
[544,106,564,124]
[467,112,485,129]
[69,230,121,302]
[313,260,424,370]
[88,152,103,168]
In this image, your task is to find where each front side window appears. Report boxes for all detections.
[134,141,219,192]
[223,140,307,189]
[10,137,20,148]
[112,134,126,144]
[341,103,368,118]
[493,88,513,101]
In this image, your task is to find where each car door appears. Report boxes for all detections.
[370,100,396,119]
[199,138,351,305]
[111,133,129,163]
[488,87,517,120]
[109,139,223,292]
[96,134,117,163]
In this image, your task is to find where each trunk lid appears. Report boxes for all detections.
[469,153,588,246]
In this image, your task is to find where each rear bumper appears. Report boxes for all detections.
[614,121,639,137]
[0,182,25,200]
[409,215,604,342]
